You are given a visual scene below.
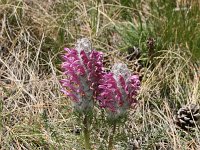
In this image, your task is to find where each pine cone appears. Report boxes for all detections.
[174,104,200,131]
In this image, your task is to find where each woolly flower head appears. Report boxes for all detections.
[111,63,131,82]
[98,63,140,119]
[60,38,103,112]
[75,38,92,53]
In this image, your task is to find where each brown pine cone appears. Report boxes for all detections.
[174,104,200,131]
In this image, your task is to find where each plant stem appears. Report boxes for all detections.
[108,122,116,150]
[83,114,91,150]
[0,98,2,144]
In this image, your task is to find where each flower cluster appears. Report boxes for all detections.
[60,39,103,112]
[97,63,140,119]
[60,38,140,119]
[60,38,141,149]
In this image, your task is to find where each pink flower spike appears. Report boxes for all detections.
[97,63,140,119]
[60,38,104,112]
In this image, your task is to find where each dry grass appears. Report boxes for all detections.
[1,0,200,149]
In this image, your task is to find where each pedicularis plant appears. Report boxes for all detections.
[60,38,140,150]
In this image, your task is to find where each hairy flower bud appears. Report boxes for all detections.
[75,38,92,53]
[60,38,103,112]
[98,63,140,119]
